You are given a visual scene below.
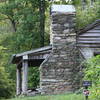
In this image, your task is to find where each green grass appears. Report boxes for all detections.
[4,94,86,100]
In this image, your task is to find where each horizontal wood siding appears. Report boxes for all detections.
[77,25,100,48]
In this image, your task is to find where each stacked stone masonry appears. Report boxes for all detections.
[40,5,80,94]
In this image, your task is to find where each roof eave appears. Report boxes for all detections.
[11,45,52,64]
[77,19,100,34]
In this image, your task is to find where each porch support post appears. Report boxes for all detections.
[22,55,28,94]
[16,66,21,95]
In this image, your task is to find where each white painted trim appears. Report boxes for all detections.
[23,55,28,60]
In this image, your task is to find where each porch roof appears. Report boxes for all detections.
[11,45,52,67]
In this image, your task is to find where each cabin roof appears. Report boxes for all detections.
[77,19,100,48]
[11,46,52,64]
[15,46,52,57]
[78,19,100,34]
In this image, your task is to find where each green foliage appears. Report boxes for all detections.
[0,0,49,52]
[72,0,82,6]
[28,67,40,89]
[76,1,100,29]
[51,0,70,4]
[84,55,100,85]
[0,46,15,99]
[0,67,15,99]
[84,55,100,100]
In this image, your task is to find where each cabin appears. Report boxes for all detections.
[11,4,100,96]
[77,19,100,59]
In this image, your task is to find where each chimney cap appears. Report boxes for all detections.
[51,5,75,13]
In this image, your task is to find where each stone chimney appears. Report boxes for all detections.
[50,5,76,45]
[40,5,79,94]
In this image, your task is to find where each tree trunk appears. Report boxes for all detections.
[39,0,45,47]
[8,15,17,32]
[11,19,16,32]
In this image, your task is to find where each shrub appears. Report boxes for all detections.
[0,46,15,99]
[84,55,100,100]
[28,67,40,89]
[0,66,15,99]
